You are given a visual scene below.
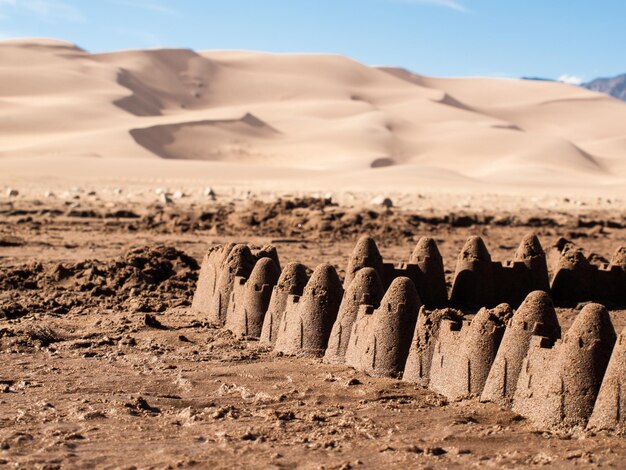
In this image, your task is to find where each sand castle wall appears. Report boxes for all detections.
[192,239,625,433]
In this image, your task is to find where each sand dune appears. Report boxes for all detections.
[1,38,626,193]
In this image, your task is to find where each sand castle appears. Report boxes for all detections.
[193,235,626,432]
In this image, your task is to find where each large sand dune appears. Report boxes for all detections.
[1,38,626,194]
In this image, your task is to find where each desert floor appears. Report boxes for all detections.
[0,192,625,470]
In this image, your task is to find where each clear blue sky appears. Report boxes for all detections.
[1,0,624,82]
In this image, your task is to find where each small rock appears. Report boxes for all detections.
[204,187,216,199]
[6,188,18,197]
[346,378,362,386]
[426,447,447,456]
[173,190,185,200]
[160,193,172,204]
[144,314,167,330]
[370,195,393,208]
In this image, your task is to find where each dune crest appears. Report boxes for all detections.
[1,38,626,190]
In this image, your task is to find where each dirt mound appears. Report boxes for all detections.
[0,245,199,319]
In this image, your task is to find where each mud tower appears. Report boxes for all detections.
[225,257,281,338]
[259,262,309,346]
[429,304,513,400]
[587,326,625,432]
[273,263,344,357]
[344,235,385,289]
[324,267,384,364]
[481,291,561,406]
[409,237,449,309]
[513,303,616,428]
[450,236,496,310]
[344,277,421,378]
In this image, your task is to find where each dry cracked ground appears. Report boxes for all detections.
[1,196,625,469]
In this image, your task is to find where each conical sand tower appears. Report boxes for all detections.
[225,257,281,338]
[481,291,561,406]
[191,243,236,318]
[429,304,513,400]
[450,236,495,310]
[513,303,616,428]
[324,267,384,364]
[344,277,421,378]
[403,308,463,386]
[551,247,593,307]
[259,262,309,346]
[274,263,344,357]
[587,326,625,432]
[409,237,448,309]
[344,235,385,289]
[211,244,257,325]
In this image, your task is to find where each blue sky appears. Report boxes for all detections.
[0,0,624,82]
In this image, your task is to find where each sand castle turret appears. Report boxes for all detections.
[211,244,258,325]
[324,268,384,364]
[255,244,281,271]
[551,247,593,306]
[344,235,385,289]
[512,234,550,299]
[274,263,343,357]
[344,277,421,378]
[450,236,495,310]
[403,308,463,386]
[409,237,448,309]
[192,243,236,317]
[513,303,616,428]
[587,327,625,432]
[481,291,561,406]
[259,262,309,346]
[429,304,512,400]
[225,257,281,338]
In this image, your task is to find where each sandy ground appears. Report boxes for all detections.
[1,195,625,469]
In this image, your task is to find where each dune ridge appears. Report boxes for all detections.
[1,38,626,192]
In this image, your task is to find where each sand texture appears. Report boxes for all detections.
[1,38,626,195]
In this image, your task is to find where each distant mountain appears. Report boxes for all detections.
[582,74,626,101]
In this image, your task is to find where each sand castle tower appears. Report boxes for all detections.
[513,303,616,428]
[344,235,385,289]
[255,244,281,271]
[225,257,281,338]
[429,304,512,400]
[551,247,593,306]
[273,263,344,357]
[587,326,625,432]
[409,237,448,309]
[512,234,550,301]
[324,268,384,364]
[259,262,309,346]
[403,308,463,386]
[211,244,257,325]
[192,243,236,317]
[344,277,421,378]
[481,291,561,406]
[450,236,495,310]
